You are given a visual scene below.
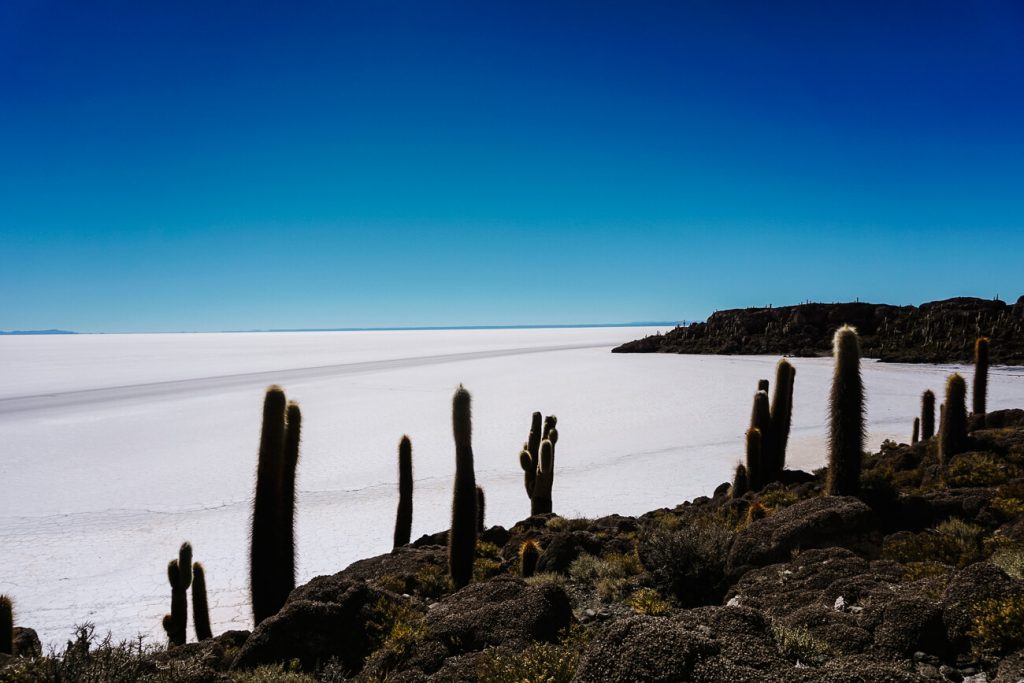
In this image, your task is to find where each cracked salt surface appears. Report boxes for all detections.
[2,327,1024,648]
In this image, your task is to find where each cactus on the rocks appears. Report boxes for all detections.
[921,389,936,440]
[826,326,865,496]
[973,337,989,422]
[192,562,213,642]
[476,485,485,532]
[520,413,559,515]
[394,435,413,548]
[731,463,749,499]
[940,373,969,466]
[0,595,12,656]
[912,417,920,445]
[770,359,796,475]
[745,427,762,492]
[519,540,541,578]
[449,385,477,589]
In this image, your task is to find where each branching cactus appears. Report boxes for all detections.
[826,326,865,496]
[449,385,477,589]
[973,337,989,422]
[520,413,559,515]
[921,390,936,440]
[731,463,749,499]
[519,540,541,578]
[192,562,213,642]
[163,560,187,646]
[394,435,413,548]
[0,595,12,655]
[940,373,969,467]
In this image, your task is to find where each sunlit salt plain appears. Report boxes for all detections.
[2,327,1024,647]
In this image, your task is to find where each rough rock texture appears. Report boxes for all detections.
[12,627,41,658]
[726,496,878,576]
[613,296,1024,364]
[535,530,604,574]
[941,562,1024,651]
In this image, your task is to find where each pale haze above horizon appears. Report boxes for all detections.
[2,2,1022,333]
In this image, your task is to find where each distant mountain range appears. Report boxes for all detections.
[0,329,77,335]
[613,296,1024,364]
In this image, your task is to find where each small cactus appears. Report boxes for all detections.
[770,359,796,476]
[731,463,748,499]
[449,385,477,589]
[192,562,213,641]
[476,485,485,532]
[394,435,413,548]
[921,390,936,440]
[940,373,969,467]
[911,417,920,445]
[0,595,12,656]
[519,540,541,578]
[973,337,989,422]
[826,326,865,496]
[749,390,773,486]
[745,428,762,493]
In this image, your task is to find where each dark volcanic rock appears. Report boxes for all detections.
[573,615,718,682]
[613,296,1024,364]
[726,496,878,576]
[941,562,1024,651]
[12,627,41,658]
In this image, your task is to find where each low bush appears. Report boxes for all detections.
[970,594,1024,655]
[637,513,733,606]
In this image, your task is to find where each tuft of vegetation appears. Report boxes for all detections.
[628,588,671,616]
[992,481,1024,519]
[411,564,450,599]
[475,626,588,683]
[546,516,593,532]
[772,622,836,666]
[826,325,865,496]
[970,594,1024,655]
[944,452,1020,488]
[637,513,732,606]
[882,518,987,568]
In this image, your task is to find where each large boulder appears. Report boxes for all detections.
[726,496,878,576]
[573,615,718,682]
[941,562,1024,651]
[12,627,41,658]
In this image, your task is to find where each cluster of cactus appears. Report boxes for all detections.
[449,385,478,589]
[826,326,865,496]
[519,413,559,515]
[393,436,414,548]
[740,358,795,493]
[161,542,212,645]
[1,595,12,655]
[251,385,302,625]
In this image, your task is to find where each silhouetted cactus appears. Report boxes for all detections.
[749,389,773,486]
[757,379,770,393]
[178,542,193,593]
[163,560,187,646]
[531,439,555,515]
[826,326,865,496]
[0,595,12,656]
[912,417,920,445]
[519,540,541,578]
[192,562,212,642]
[476,486,485,532]
[731,463,748,499]
[520,412,543,497]
[940,373,969,467]
[449,385,477,589]
[745,427,762,492]
[394,435,413,548]
[973,337,989,422]
[921,390,935,440]
[770,359,796,476]
[250,385,297,626]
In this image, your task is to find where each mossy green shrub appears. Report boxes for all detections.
[992,481,1024,519]
[637,513,733,606]
[229,664,316,682]
[945,452,1021,488]
[475,625,589,683]
[771,622,836,666]
[473,540,505,582]
[545,516,593,533]
[882,518,987,568]
[991,545,1024,580]
[757,486,800,511]
[900,561,953,583]
[970,594,1024,655]
[628,588,671,616]
[365,595,427,675]
[411,564,450,599]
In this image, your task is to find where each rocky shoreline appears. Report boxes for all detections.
[612,296,1024,364]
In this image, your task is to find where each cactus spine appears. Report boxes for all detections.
[731,463,748,499]
[0,595,12,655]
[449,385,477,589]
[192,562,213,641]
[476,485,485,532]
[921,390,936,440]
[973,337,989,422]
[911,417,920,445]
[940,373,968,467]
[745,427,762,492]
[394,435,413,548]
[826,325,865,496]
[250,385,301,626]
[161,543,193,646]
[519,540,541,578]
[769,359,796,476]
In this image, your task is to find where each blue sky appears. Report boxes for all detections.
[2,2,1022,332]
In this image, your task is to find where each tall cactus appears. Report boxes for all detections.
[911,417,920,445]
[163,561,186,645]
[192,562,213,642]
[250,385,299,626]
[519,412,543,498]
[531,439,555,515]
[731,463,749,499]
[520,413,559,514]
[745,427,762,492]
[0,595,12,655]
[449,385,477,589]
[770,359,796,475]
[519,540,541,578]
[749,390,773,486]
[476,485,486,532]
[940,373,969,467]
[394,435,413,548]
[826,325,865,496]
[921,390,936,440]
[973,337,990,422]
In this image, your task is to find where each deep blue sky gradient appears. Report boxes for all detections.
[2,2,1023,332]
